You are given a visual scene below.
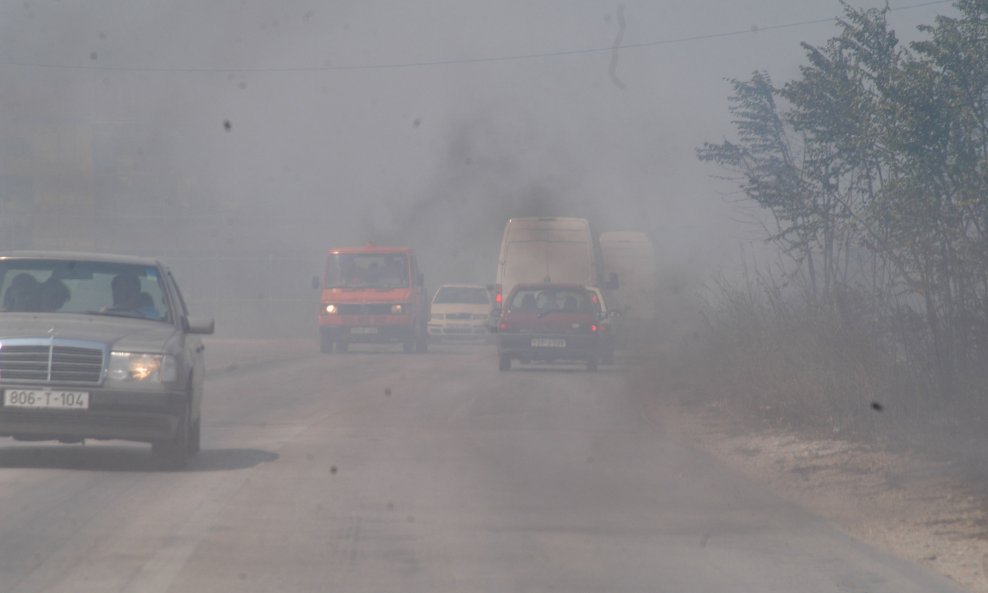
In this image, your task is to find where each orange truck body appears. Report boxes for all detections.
[316,245,430,353]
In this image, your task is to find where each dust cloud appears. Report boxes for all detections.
[0,1,951,338]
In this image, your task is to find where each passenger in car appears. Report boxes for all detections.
[3,273,42,312]
[40,277,71,312]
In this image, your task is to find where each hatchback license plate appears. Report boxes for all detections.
[350,327,379,335]
[4,389,90,410]
[532,338,566,348]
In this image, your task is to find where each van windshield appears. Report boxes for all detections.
[325,253,409,289]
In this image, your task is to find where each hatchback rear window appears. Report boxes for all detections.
[509,287,594,314]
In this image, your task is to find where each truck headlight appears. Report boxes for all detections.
[391,304,405,314]
[324,304,339,315]
[108,352,178,383]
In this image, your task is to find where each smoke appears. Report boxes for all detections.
[0,1,954,337]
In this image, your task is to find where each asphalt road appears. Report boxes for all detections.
[0,340,968,593]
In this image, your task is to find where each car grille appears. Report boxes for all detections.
[446,313,473,320]
[0,342,105,385]
[337,303,393,315]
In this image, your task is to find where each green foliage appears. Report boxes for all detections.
[698,0,988,398]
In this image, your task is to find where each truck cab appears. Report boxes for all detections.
[315,245,429,354]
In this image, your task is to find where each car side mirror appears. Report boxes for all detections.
[311,275,320,290]
[183,316,215,335]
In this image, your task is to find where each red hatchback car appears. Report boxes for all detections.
[495,283,604,372]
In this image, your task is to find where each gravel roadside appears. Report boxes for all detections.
[640,383,988,593]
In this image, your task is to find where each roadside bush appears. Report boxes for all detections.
[687,274,926,441]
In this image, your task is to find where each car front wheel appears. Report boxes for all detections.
[319,331,334,354]
[415,324,428,353]
[152,400,191,470]
[189,414,201,455]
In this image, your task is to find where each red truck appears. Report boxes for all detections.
[315,245,430,354]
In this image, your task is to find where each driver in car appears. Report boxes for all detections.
[109,273,160,319]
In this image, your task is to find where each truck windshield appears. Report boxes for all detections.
[325,253,409,289]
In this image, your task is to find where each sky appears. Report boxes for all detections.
[0,0,959,296]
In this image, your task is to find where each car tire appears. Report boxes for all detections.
[319,331,333,354]
[189,414,201,455]
[586,359,598,372]
[152,400,191,470]
[499,354,511,371]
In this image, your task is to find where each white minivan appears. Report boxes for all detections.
[494,217,615,312]
[599,231,658,322]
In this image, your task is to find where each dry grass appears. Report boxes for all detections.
[680,277,987,448]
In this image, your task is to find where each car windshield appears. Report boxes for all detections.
[325,253,408,289]
[433,286,490,305]
[0,260,171,322]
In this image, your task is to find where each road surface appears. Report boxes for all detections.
[0,340,968,593]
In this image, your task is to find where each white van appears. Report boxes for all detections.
[599,231,657,322]
[495,217,612,311]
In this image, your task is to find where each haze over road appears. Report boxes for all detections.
[0,341,966,593]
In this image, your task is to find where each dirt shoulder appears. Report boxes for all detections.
[640,383,988,592]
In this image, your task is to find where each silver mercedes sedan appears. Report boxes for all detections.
[0,252,213,469]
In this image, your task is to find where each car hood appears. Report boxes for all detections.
[0,313,179,352]
[431,303,490,316]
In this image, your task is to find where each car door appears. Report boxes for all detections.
[165,267,206,413]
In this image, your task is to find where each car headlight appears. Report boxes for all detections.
[108,352,178,383]
[391,304,405,314]
[323,304,338,315]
